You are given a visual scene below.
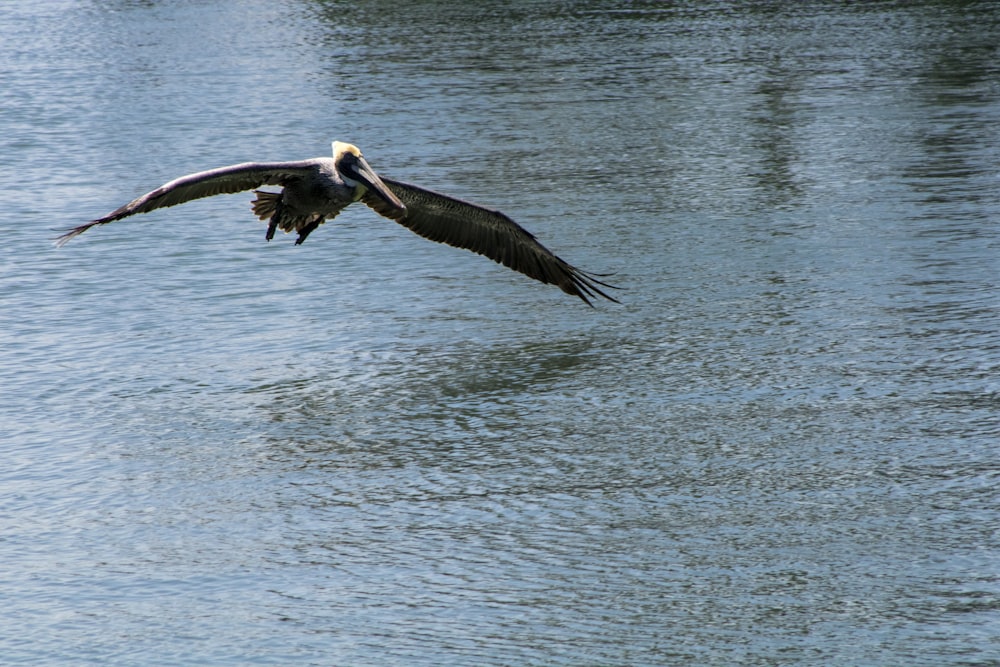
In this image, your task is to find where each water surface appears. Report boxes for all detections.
[2,1,998,665]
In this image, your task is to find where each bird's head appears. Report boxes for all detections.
[333,141,406,214]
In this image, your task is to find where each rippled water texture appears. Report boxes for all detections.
[2,1,999,665]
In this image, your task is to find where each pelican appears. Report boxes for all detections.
[57,141,617,305]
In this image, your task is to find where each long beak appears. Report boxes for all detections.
[354,157,407,214]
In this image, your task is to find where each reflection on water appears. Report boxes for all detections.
[2,1,1000,665]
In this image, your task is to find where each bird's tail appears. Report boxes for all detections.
[251,190,281,221]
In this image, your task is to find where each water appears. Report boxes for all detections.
[2,1,999,664]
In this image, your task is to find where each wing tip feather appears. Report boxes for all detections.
[568,269,622,307]
[54,220,104,247]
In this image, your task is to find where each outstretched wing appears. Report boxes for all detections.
[362,177,618,305]
[56,160,322,245]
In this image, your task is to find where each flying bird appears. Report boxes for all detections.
[57,142,618,305]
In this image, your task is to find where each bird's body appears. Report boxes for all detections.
[58,142,617,305]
